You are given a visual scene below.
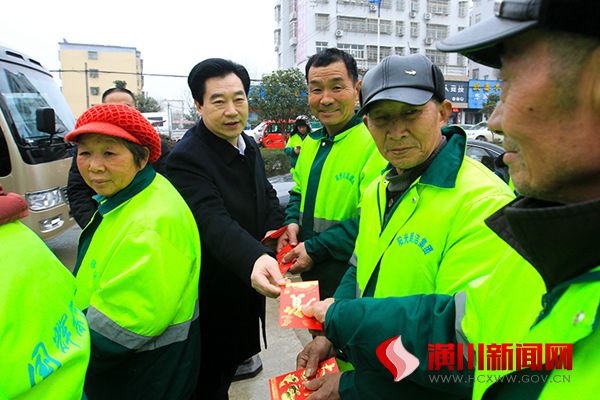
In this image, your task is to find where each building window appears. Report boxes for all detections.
[381,0,392,8]
[458,1,468,18]
[410,22,419,37]
[290,20,297,39]
[394,46,405,55]
[425,49,448,66]
[367,18,392,34]
[396,0,405,11]
[88,69,99,78]
[410,0,419,13]
[426,24,448,40]
[367,45,392,62]
[458,26,466,32]
[316,41,328,53]
[316,13,329,31]
[338,16,366,33]
[337,43,365,60]
[472,68,480,79]
[274,29,281,46]
[90,87,100,96]
[87,51,97,60]
[396,20,405,36]
[289,0,297,14]
[275,5,281,22]
[474,13,482,24]
[410,47,419,54]
[427,0,450,15]
[457,54,466,66]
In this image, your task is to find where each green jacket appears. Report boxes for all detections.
[0,221,90,399]
[284,114,387,297]
[324,197,599,399]
[285,132,306,169]
[74,167,201,399]
[336,128,514,301]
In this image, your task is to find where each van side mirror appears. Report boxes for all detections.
[36,108,56,135]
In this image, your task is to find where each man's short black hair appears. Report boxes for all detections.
[305,48,359,84]
[188,58,251,105]
[102,87,135,104]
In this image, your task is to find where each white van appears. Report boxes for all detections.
[0,45,75,239]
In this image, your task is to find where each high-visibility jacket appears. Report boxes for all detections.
[352,128,515,298]
[464,263,600,399]
[74,167,201,399]
[324,196,599,399]
[284,114,387,297]
[0,221,90,399]
[285,132,306,169]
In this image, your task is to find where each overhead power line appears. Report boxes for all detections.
[50,69,263,82]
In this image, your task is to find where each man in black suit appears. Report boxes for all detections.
[166,58,285,399]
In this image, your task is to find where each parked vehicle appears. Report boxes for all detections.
[269,140,507,209]
[260,120,295,148]
[465,121,503,143]
[0,45,75,239]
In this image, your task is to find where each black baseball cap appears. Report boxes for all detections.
[437,0,599,68]
[358,54,445,115]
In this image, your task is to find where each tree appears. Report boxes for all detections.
[248,68,310,133]
[183,91,200,123]
[113,80,127,89]
[482,93,500,118]
[134,92,161,113]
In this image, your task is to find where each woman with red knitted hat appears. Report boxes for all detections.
[64,103,201,399]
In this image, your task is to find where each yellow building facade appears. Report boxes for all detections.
[59,41,143,116]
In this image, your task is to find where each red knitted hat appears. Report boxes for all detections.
[66,103,161,163]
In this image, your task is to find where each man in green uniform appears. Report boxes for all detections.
[276,48,387,298]
[300,1,600,399]
[297,53,515,399]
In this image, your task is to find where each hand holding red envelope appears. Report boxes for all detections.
[276,243,297,274]
[261,225,289,244]
[268,357,339,400]
[278,281,322,331]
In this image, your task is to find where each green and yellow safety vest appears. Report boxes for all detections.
[0,221,90,399]
[285,114,387,296]
[74,167,201,398]
[355,130,515,298]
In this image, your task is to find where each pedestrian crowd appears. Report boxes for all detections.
[1,0,598,399]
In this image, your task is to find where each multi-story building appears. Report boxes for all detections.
[58,41,143,116]
[275,0,469,76]
[469,0,499,80]
[275,0,471,121]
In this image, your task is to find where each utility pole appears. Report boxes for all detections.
[84,62,90,109]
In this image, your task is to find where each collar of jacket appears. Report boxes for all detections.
[384,125,466,188]
[93,165,156,216]
[486,197,600,291]
[195,119,253,165]
[308,112,363,142]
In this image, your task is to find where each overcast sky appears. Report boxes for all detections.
[0,0,277,102]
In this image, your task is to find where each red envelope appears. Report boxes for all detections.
[268,357,339,400]
[278,281,322,330]
[261,225,289,244]
[276,243,296,274]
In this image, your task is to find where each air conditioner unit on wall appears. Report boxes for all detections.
[424,37,434,45]
[289,11,297,21]
[409,11,416,18]
[289,37,298,46]
[335,29,344,38]
[423,13,432,20]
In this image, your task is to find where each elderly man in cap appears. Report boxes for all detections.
[166,58,284,399]
[295,53,516,399]
[298,0,600,399]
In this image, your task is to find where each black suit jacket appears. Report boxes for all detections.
[166,119,282,362]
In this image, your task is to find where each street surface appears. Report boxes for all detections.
[46,225,312,399]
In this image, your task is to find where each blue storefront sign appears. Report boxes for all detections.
[445,81,468,104]
[468,80,502,109]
